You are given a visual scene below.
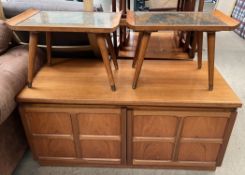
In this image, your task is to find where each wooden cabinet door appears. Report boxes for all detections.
[129,109,178,166]
[20,107,76,160]
[20,105,126,165]
[75,108,126,165]
[128,108,234,168]
[179,114,229,164]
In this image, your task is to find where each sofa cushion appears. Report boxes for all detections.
[0,45,45,124]
[2,0,103,18]
[0,20,12,54]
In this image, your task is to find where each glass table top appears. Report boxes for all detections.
[132,12,226,26]
[17,11,120,29]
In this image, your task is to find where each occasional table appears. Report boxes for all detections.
[126,10,240,90]
[6,8,122,91]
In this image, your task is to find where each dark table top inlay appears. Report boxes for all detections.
[133,12,226,26]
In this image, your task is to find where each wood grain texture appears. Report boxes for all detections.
[7,10,122,33]
[112,0,117,52]
[97,34,116,91]
[17,59,242,108]
[22,105,121,114]
[118,32,190,60]
[27,32,38,88]
[80,140,121,159]
[132,32,151,89]
[178,143,221,162]
[133,137,175,142]
[76,107,123,162]
[121,108,127,165]
[180,138,223,144]
[207,32,216,90]
[38,157,121,166]
[182,117,228,138]
[33,137,76,158]
[71,114,82,158]
[197,31,203,69]
[19,107,39,160]
[129,107,234,167]
[132,160,216,170]
[133,115,177,137]
[37,157,215,170]
[172,117,184,161]
[198,0,205,11]
[126,110,133,164]
[217,112,237,166]
[21,105,125,164]
[213,10,240,29]
[18,104,239,168]
[132,32,143,68]
[77,113,120,135]
[106,34,118,70]
[79,135,120,141]
[6,8,39,27]
[132,109,231,117]
[133,142,173,161]
[46,32,52,66]
[26,112,72,134]
[88,33,101,58]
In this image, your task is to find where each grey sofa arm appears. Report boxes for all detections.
[2,0,103,18]
[0,45,45,124]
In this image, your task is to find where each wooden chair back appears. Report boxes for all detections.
[0,0,5,19]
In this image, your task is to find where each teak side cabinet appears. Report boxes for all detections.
[19,105,237,170]
[17,59,242,170]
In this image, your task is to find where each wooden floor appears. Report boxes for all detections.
[18,58,241,108]
[118,32,190,60]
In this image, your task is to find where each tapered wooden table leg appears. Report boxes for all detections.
[132,32,151,89]
[106,34,118,70]
[197,0,205,68]
[112,0,118,55]
[198,0,205,11]
[189,32,197,58]
[28,32,38,88]
[184,32,191,52]
[132,32,143,68]
[197,31,203,69]
[97,34,116,91]
[46,32,52,66]
[207,32,216,91]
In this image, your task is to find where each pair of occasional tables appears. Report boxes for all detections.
[7,8,239,91]
[6,8,242,170]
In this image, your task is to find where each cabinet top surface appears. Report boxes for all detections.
[17,59,242,108]
[6,9,122,33]
[126,10,240,31]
